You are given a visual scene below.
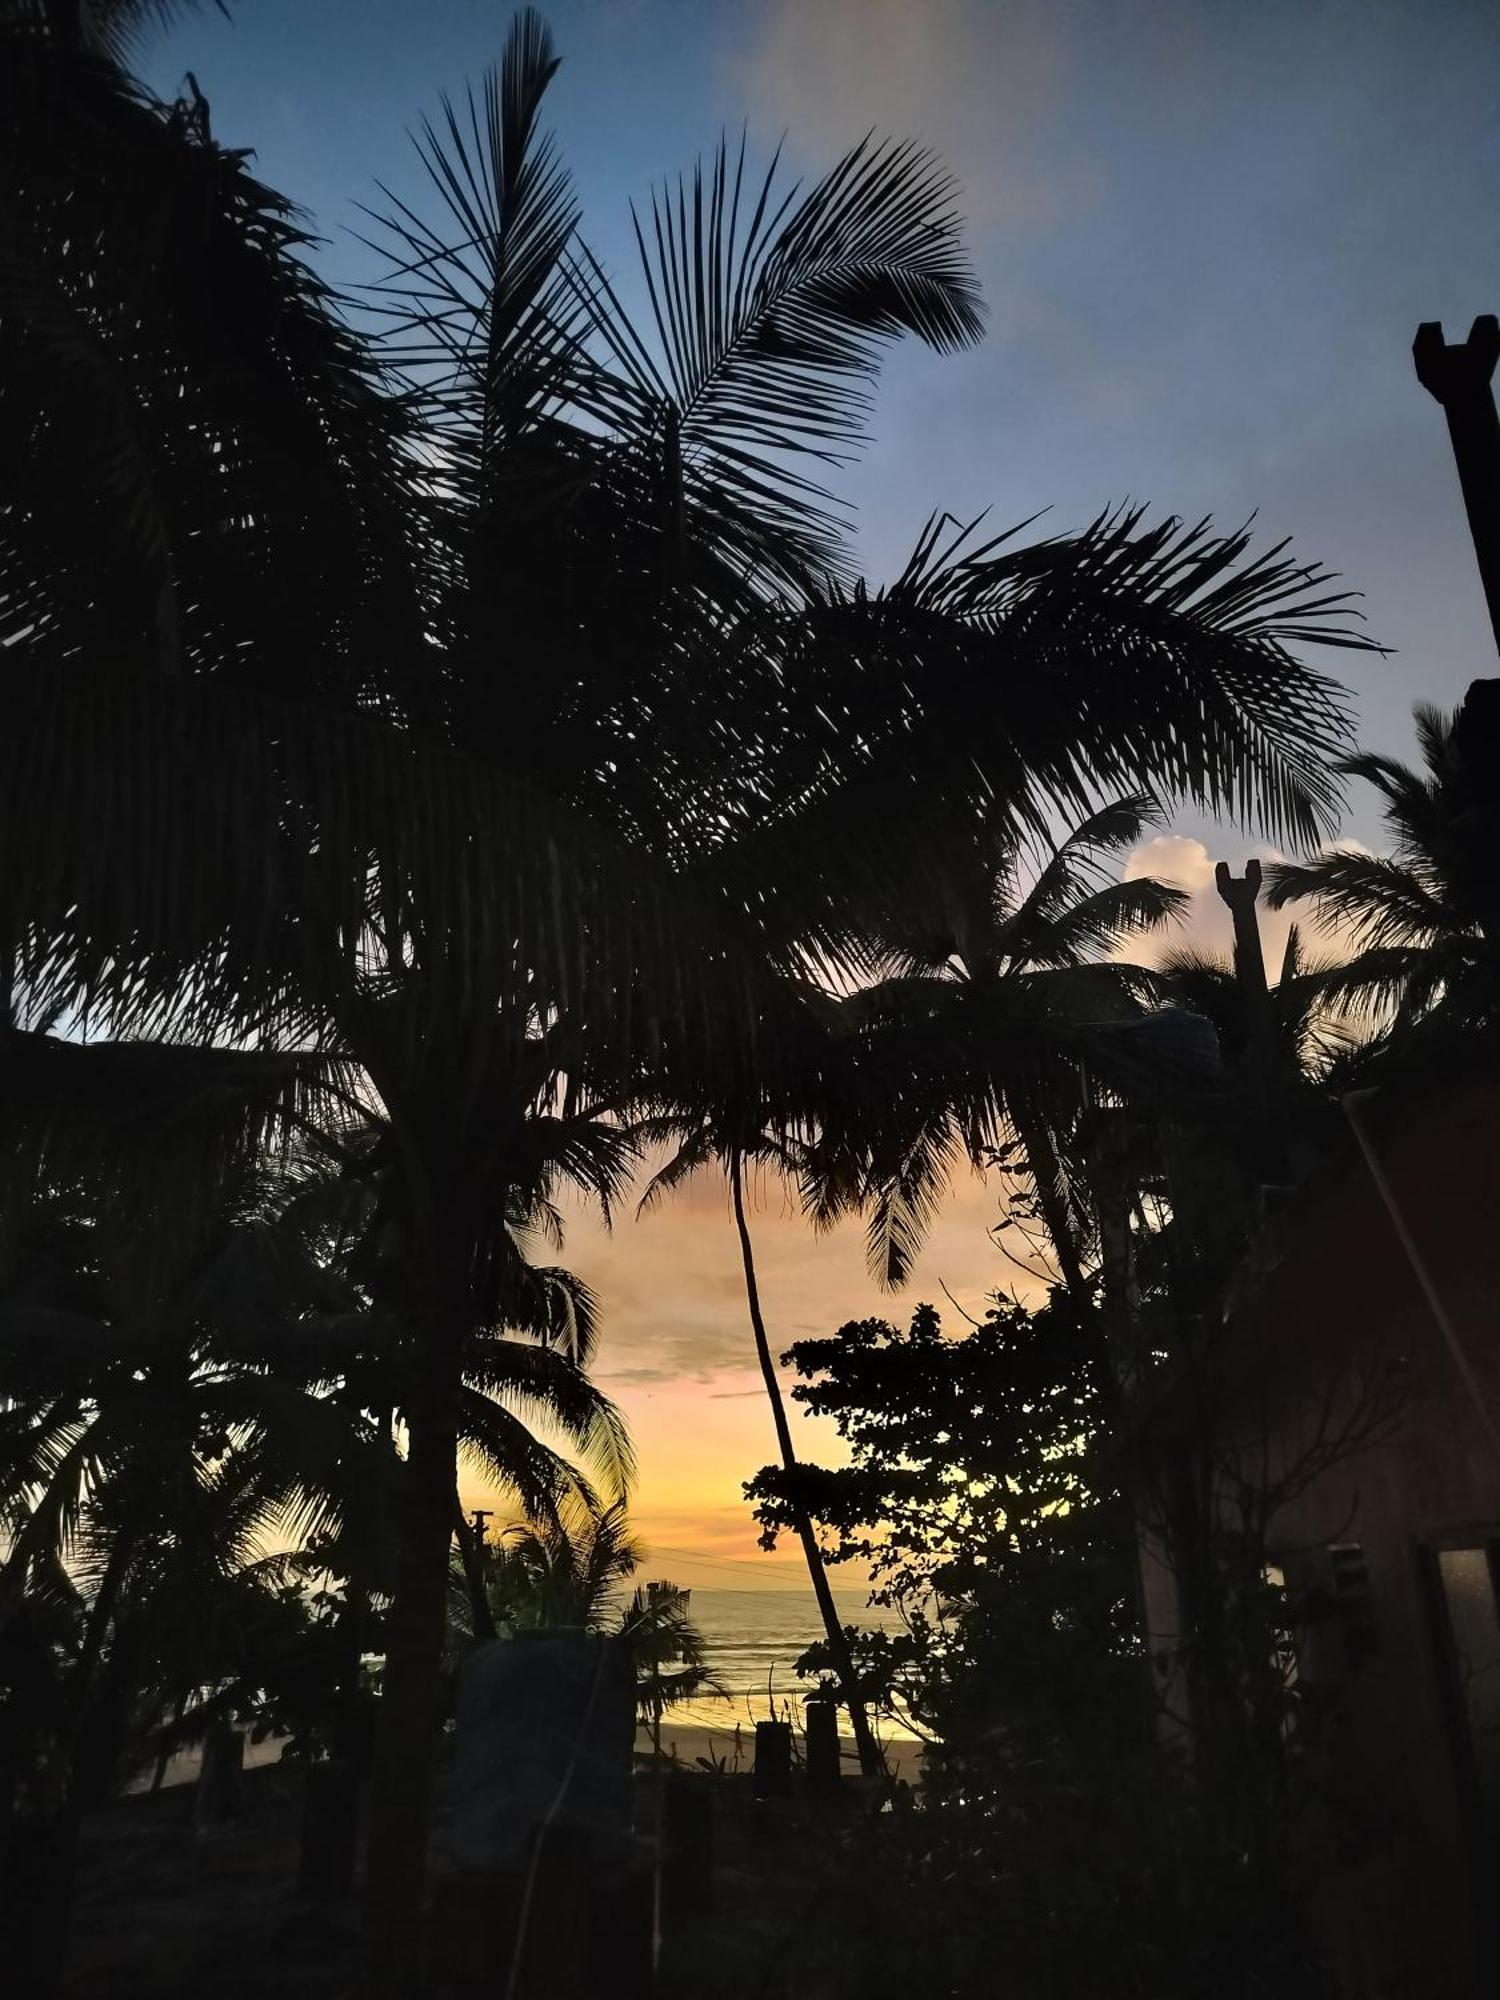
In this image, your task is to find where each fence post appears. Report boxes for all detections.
[753,1720,792,1799]
[804,1697,841,1790]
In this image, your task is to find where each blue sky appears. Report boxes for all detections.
[146,0,1500,852]
[141,0,1500,1579]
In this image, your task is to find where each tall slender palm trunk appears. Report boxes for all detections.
[9,1534,138,2000]
[361,1302,465,1997]
[728,1154,885,1780]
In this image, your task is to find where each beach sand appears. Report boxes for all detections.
[635,1719,926,1781]
[143,1718,925,1796]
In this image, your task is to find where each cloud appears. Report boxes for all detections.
[480,828,1377,1563]
[719,0,1153,543]
[510,1147,1009,1562]
[1121,832,1354,974]
[730,0,1093,232]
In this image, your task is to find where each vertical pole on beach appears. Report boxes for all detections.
[803,1697,841,1789]
[753,1720,792,1799]
[1414,314,1500,662]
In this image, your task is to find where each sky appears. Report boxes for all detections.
[146,0,1500,1586]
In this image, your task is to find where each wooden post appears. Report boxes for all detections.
[1215,860,1291,1188]
[753,1720,792,1799]
[1414,314,1500,661]
[803,1697,841,1789]
[1214,861,1276,1083]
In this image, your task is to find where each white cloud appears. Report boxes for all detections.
[1121,832,1355,973]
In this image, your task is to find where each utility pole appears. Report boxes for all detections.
[1413,314,1500,661]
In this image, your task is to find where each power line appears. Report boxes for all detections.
[641,1541,873,1596]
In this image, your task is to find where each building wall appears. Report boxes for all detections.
[1197,1085,1500,1997]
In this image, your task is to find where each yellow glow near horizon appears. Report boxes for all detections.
[464,835,1355,1592]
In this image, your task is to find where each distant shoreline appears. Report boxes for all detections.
[636,1719,925,1781]
[136,1715,925,1795]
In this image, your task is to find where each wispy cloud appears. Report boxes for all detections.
[730,0,1095,231]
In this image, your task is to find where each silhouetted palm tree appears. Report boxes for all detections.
[620,1583,719,1761]
[0,3,1374,1964]
[455,1502,720,1748]
[475,1499,643,1633]
[1267,695,1500,1053]
[633,1039,893,1780]
[0,1099,632,1979]
[806,797,1201,1312]
[1158,924,1354,1092]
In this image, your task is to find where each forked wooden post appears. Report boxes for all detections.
[1414,314,1500,661]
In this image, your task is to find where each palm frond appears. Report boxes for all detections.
[633,1124,718,1217]
[565,130,984,575]
[1,54,429,702]
[362,7,587,457]
[2,2,228,60]
[781,508,1364,850]
[862,1111,960,1291]
[1004,792,1167,938]
[499,1261,601,1366]
[457,1393,598,1529]
[1007,878,1190,970]
[1266,850,1459,950]
[462,1334,635,1499]
[0,1029,355,1293]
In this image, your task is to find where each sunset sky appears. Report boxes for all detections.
[147,0,1498,1587]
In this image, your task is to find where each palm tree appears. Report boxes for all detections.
[633,1030,892,1781]
[473,1498,644,1635]
[725,1143,887,1778]
[0,1461,324,1998]
[1,5,1375,1968]
[832,793,1192,1299]
[619,1583,718,1761]
[1267,690,1500,1055]
[635,795,1191,1778]
[0,1092,633,1971]
[1158,924,1356,1096]
[456,1502,720,1749]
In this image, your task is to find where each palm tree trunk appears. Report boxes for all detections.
[333,1575,371,1765]
[360,1306,465,1997]
[453,1491,497,1642]
[150,1691,188,1793]
[728,1153,884,1780]
[12,1540,137,2000]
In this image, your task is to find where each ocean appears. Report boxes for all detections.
[134,1585,914,1791]
[664,1586,914,1742]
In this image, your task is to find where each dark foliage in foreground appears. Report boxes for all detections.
[752,1296,1337,1998]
